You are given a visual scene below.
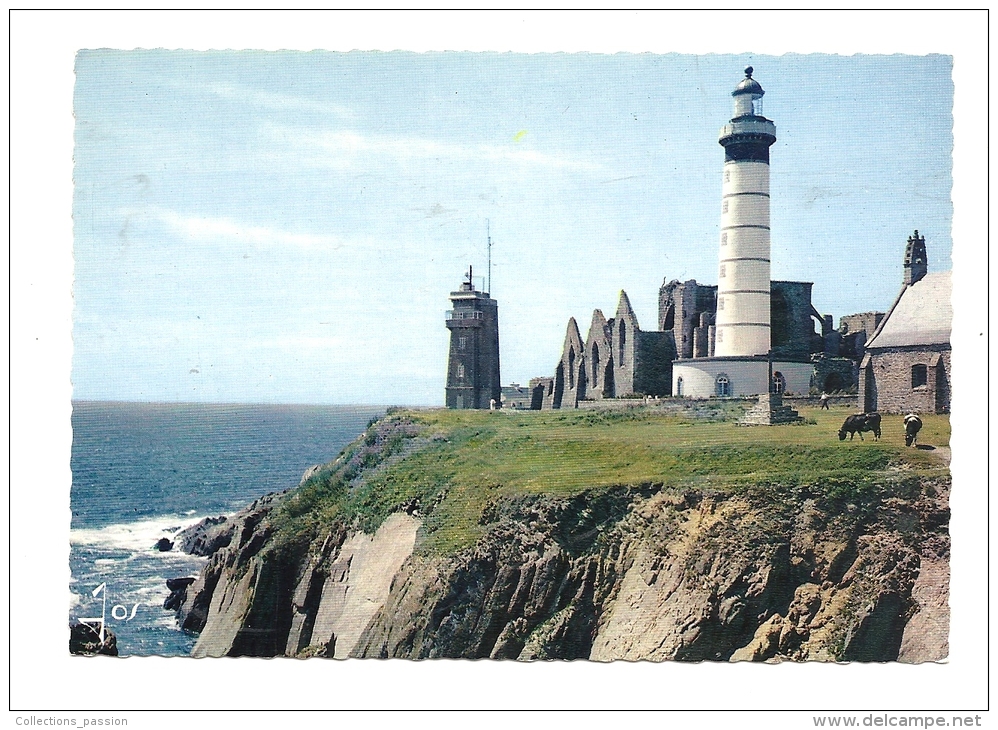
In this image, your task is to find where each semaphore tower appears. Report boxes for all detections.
[445,266,501,409]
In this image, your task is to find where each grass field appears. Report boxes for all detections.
[279,403,951,555]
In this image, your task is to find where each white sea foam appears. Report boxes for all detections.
[69,513,218,552]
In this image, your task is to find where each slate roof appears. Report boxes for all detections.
[865,272,952,349]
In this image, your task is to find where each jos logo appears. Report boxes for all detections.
[77,583,141,642]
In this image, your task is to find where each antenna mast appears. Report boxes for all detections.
[486,219,492,294]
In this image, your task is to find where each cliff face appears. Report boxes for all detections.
[175,464,949,663]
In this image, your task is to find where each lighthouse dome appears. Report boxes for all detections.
[732,67,764,97]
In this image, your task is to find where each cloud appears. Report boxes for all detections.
[178,79,355,120]
[267,126,602,173]
[129,207,345,250]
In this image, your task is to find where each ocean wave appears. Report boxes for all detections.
[69,513,221,552]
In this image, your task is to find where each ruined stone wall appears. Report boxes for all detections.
[529,377,554,410]
[634,331,675,397]
[612,295,641,398]
[771,281,818,362]
[584,310,613,401]
[838,312,884,360]
[659,280,717,360]
[840,312,885,336]
[860,347,950,414]
[811,354,858,394]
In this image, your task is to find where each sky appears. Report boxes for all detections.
[72,51,953,405]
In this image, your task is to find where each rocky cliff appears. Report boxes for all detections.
[169,409,950,662]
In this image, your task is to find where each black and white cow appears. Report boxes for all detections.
[904,414,923,447]
[838,412,882,441]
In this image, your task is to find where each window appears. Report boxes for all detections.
[722,200,729,213]
[619,321,626,360]
[457,336,467,350]
[457,363,465,380]
[721,232,728,245]
[911,364,927,388]
[719,264,726,278]
[715,374,731,397]
[676,376,684,397]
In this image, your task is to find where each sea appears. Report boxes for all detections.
[69,401,386,657]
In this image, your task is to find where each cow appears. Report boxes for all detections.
[904,414,923,447]
[838,412,882,441]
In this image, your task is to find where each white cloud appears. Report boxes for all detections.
[179,79,355,120]
[129,207,346,250]
[266,125,602,173]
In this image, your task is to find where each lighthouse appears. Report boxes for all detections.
[715,67,776,358]
[671,67,813,400]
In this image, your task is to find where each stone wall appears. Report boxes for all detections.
[659,279,717,360]
[860,347,951,414]
[634,330,675,397]
[771,280,820,362]
[811,354,858,393]
[612,291,641,397]
[583,309,613,400]
[528,377,554,410]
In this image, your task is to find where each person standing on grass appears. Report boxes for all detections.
[819,391,830,410]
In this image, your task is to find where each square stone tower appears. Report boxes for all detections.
[445,266,501,409]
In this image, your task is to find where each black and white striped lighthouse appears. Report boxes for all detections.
[715,67,777,358]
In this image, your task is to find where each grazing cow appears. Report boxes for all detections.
[838,412,882,441]
[904,414,923,447]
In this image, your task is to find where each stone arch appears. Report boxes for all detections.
[603,356,615,398]
[824,372,843,393]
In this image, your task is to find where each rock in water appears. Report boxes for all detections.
[154,537,174,552]
[163,577,196,611]
[69,622,118,656]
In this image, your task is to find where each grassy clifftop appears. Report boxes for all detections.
[273,404,950,556]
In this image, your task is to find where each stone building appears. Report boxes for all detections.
[444,268,501,409]
[537,293,672,409]
[859,231,951,414]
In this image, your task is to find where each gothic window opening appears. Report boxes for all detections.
[568,348,576,389]
[676,376,684,397]
[715,374,731,397]
[457,363,465,380]
[911,364,927,388]
[619,321,626,361]
[458,336,467,350]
